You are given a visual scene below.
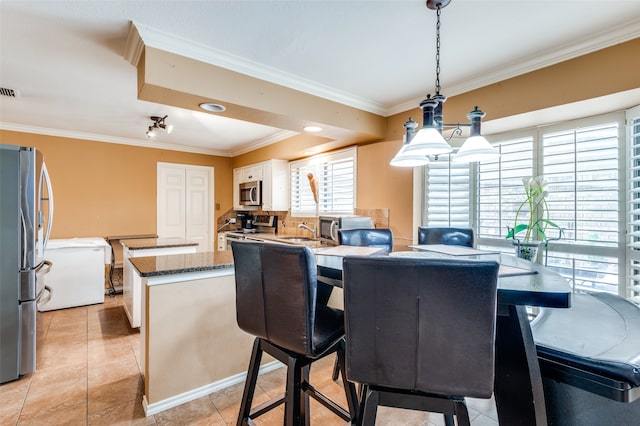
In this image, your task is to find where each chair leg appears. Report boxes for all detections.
[453,399,471,426]
[336,340,359,423]
[237,338,263,426]
[360,386,379,426]
[444,414,455,426]
[332,355,340,381]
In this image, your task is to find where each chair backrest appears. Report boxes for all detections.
[338,228,394,254]
[418,226,474,247]
[343,256,499,398]
[231,240,318,357]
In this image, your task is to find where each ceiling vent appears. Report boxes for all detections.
[0,87,20,98]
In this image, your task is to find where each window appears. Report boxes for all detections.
[626,105,640,303]
[425,110,638,296]
[289,147,356,216]
[423,154,470,227]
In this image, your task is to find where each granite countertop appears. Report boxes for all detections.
[120,237,199,250]
[227,231,325,250]
[129,250,234,277]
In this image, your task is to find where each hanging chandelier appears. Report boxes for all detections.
[390,0,499,167]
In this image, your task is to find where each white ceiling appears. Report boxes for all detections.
[1,0,639,156]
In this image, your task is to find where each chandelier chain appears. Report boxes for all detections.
[435,5,441,95]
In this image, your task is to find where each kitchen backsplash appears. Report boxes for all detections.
[217,208,390,236]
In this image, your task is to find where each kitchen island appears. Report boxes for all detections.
[121,237,199,328]
[129,250,270,417]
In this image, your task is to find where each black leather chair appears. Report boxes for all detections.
[331,228,394,381]
[343,256,499,426]
[338,228,394,254]
[231,241,358,426]
[418,226,474,248]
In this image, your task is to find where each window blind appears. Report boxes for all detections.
[289,147,356,216]
[476,137,534,240]
[626,107,640,302]
[425,154,470,227]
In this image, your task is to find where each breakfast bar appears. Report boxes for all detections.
[128,250,256,416]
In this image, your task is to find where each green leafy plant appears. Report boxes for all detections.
[506,176,563,243]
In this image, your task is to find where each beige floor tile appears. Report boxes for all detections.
[88,373,144,414]
[18,400,87,425]
[0,376,30,425]
[153,395,225,426]
[19,370,87,419]
[88,397,155,426]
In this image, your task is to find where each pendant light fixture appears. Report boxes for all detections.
[391,0,499,167]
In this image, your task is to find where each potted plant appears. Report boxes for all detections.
[506,176,563,262]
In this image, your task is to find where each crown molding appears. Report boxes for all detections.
[130,22,388,116]
[0,122,234,157]
[124,21,145,66]
[231,130,299,157]
[388,19,640,116]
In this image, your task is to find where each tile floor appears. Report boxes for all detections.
[0,294,499,425]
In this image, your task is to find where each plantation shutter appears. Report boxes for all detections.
[542,118,621,294]
[290,147,356,216]
[626,105,640,302]
[476,136,534,240]
[425,154,470,227]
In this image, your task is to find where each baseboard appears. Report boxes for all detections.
[142,361,282,416]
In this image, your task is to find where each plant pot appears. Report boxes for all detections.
[512,240,542,262]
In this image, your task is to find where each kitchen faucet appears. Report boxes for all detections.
[298,222,317,239]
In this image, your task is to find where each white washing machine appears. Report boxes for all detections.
[38,238,111,311]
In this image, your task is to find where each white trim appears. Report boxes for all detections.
[230,130,299,156]
[145,268,234,286]
[0,122,233,156]
[132,22,388,116]
[142,361,282,416]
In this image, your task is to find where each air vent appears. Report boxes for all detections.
[0,87,20,98]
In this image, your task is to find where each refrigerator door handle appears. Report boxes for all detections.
[39,162,54,250]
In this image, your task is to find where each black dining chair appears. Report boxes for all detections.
[338,228,394,254]
[330,228,394,381]
[231,240,358,426]
[418,226,474,248]
[343,256,499,426]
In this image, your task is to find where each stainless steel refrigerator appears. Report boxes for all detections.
[1,144,54,384]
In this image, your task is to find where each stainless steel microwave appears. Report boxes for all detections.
[319,215,373,245]
[239,181,262,207]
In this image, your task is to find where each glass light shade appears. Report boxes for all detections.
[165,124,174,134]
[390,144,430,167]
[404,127,453,156]
[453,135,500,163]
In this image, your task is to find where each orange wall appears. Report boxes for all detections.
[0,130,233,242]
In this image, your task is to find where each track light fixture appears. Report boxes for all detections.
[146,115,173,138]
[390,0,499,167]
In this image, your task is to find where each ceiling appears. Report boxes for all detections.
[1,1,639,157]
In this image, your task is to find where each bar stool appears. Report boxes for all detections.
[343,256,499,426]
[338,228,394,254]
[330,228,394,381]
[231,240,358,426]
[418,226,474,247]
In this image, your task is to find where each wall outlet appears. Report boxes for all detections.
[229,218,236,224]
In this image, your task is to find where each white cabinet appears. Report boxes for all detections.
[233,159,289,211]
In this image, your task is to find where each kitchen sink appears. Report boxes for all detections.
[279,237,315,243]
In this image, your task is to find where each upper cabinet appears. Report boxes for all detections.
[233,159,289,211]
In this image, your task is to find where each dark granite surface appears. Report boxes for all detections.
[120,237,199,250]
[129,250,234,277]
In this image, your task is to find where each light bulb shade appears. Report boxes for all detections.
[165,124,174,134]
[453,135,500,163]
[390,144,430,167]
[404,127,453,156]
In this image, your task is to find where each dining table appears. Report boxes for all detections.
[314,243,572,426]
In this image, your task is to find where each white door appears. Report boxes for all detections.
[157,163,214,251]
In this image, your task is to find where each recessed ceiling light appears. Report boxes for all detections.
[304,126,322,133]
[199,102,226,112]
